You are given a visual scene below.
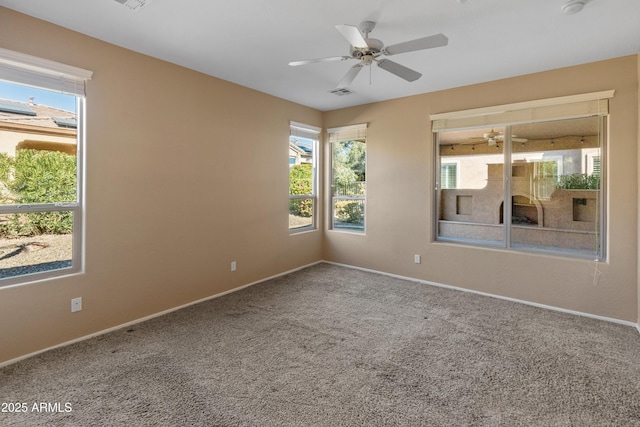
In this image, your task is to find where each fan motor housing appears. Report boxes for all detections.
[350,38,383,59]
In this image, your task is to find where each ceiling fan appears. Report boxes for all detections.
[288,21,448,89]
[466,129,528,146]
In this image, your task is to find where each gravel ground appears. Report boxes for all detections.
[0,234,72,278]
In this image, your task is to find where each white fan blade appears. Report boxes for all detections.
[337,63,364,88]
[383,33,448,56]
[376,59,422,82]
[493,134,527,143]
[288,56,352,66]
[335,24,370,49]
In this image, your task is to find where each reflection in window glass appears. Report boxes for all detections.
[437,127,505,245]
[436,117,604,259]
[510,118,602,254]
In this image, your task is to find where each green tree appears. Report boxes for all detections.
[332,140,366,226]
[345,140,366,182]
[333,140,365,195]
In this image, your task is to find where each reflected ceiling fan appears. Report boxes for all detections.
[466,129,528,146]
[288,21,448,89]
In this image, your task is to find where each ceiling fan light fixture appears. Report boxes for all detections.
[561,0,586,15]
[484,129,500,140]
[113,0,152,11]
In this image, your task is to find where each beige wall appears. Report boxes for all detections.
[0,7,638,365]
[324,55,639,324]
[0,8,323,364]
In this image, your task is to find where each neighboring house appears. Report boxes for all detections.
[288,138,312,167]
[0,98,77,156]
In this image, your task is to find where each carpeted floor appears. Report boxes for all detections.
[1,263,639,426]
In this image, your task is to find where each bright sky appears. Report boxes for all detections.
[0,80,76,112]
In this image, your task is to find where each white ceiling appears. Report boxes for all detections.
[1,0,638,111]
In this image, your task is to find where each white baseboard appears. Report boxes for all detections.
[0,260,323,369]
[2,259,637,368]
[324,261,639,330]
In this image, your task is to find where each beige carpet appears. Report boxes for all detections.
[1,263,639,426]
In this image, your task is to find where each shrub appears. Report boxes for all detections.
[0,153,12,181]
[335,200,364,225]
[0,153,14,204]
[557,173,600,190]
[289,164,313,217]
[0,149,76,237]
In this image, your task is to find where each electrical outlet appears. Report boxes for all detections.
[231,261,237,272]
[71,297,82,313]
[414,254,421,264]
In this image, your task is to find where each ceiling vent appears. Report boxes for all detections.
[113,0,152,10]
[329,88,354,96]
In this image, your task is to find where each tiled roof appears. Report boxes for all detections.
[0,98,75,129]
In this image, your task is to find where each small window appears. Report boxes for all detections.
[0,48,91,286]
[289,122,319,232]
[590,155,601,176]
[329,124,367,233]
[440,162,458,189]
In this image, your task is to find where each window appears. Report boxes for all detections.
[289,122,319,232]
[590,155,601,176]
[329,124,367,233]
[440,162,458,189]
[432,91,611,259]
[0,48,91,285]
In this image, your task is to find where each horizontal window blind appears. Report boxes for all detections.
[431,90,614,132]
[290,121,321,140]
[0,48,93,97]
[328,123,367,142]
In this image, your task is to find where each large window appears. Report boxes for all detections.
[329,124,367,233]
[289,122,319,232]
[0,48,91,285]
[432,92,611,259]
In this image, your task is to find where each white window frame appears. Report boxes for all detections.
[289,121,319,233]
[0,49,91,287]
